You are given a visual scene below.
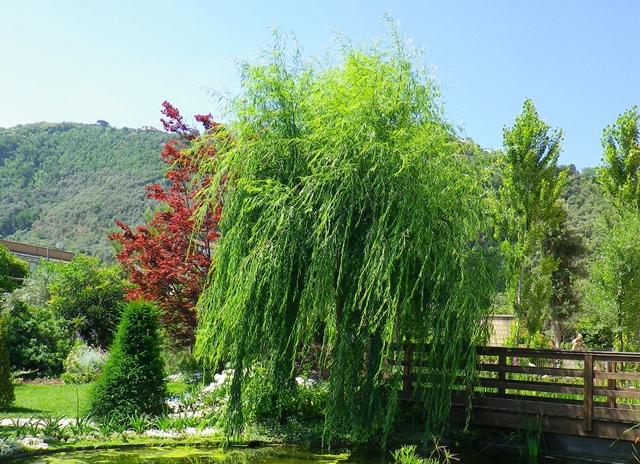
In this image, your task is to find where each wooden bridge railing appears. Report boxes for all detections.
[396,344,640,441]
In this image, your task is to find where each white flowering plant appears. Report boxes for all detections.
[61,340,108,384]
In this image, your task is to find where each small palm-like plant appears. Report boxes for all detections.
[392,441,459,464]
[95,414,128,437]
[127,413,152,434]
[68,416,97,437]
[152,415,173,431]
[10,417,42,439]
[40,414,69,439]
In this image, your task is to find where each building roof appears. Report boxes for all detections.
[0,239,75,264]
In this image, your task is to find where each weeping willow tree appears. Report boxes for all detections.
[194,22,499,442]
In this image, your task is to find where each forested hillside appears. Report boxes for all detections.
[0,121,606,267]
[0,122,171,262]
[562,166,608,251]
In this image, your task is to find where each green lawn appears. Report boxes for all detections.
[1,381,189,420]
[2,383,94,419]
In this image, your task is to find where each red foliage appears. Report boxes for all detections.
[110,102,221,347]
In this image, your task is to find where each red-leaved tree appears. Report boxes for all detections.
[109,102,221,347]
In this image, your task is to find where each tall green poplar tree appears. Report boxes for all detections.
[599,106,640,210]
[195,23,499,441]
[499,99,566,331]
[585,210,640,351]
[588,106,640,351]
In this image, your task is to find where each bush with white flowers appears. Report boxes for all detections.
[61,340,108,384]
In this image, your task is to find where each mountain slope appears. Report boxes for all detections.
[0,122,171,262]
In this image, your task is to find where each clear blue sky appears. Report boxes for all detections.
[1,1,639,169]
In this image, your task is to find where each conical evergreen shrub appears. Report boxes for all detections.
[0,315,15,409]
[89,300,167,419]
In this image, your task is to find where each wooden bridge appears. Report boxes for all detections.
[398,345,640,441]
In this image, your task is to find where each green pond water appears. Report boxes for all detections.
[8,444,632,464]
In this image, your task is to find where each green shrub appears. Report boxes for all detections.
[61,340,108,384]
[89,300,167,419]
[0,315,15,409]
[48,255,127,349]
[240,366,327,423]
[163,347,212,384]
[0,244,28,294]
[4,299,75,377]
[504,321,553,350]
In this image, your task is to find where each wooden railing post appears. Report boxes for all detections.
[608,359,617,409]
[583,354,594,432]
[498,353,506,398]
[403,344,414,395]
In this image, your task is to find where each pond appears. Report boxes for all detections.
[8,444,633,464]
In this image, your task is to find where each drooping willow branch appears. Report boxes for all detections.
[194,20,499,441]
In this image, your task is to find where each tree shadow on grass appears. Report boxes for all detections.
[5,406,44,415]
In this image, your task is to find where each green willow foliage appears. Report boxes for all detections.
[195,25,499,441]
